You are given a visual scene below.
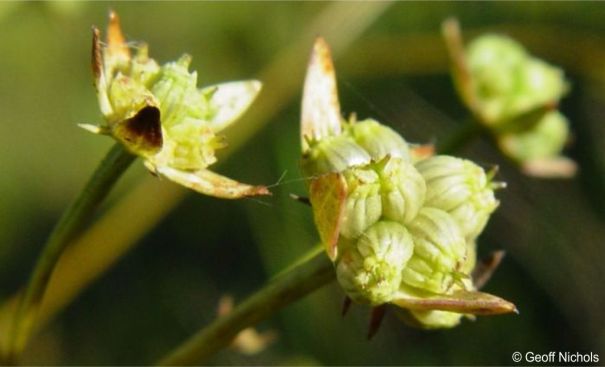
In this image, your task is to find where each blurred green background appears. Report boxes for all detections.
[1,1,604,365]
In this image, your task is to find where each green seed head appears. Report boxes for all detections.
[415,155,500,240]
[466,34,568,124]
[347,119,411,162]
[498,110,569,163]
[401,208,467,294]
[336,221,414,305]
[507,58,568,120]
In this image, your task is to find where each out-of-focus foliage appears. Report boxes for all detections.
[0,2,604,364]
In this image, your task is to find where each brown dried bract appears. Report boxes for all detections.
[91,27,103,85]
[393,289,517,315]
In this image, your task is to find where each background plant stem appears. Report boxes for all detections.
[436,118,484,155]
[157,253,335,366]
[5,143,135,362]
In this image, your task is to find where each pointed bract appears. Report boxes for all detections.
[301,37,342,152]
[202,80,262,132]
[148,164,269,199]
[393,288,517,315]
[107,10,130,64]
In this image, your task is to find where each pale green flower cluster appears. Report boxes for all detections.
[84,12,268,199]
[466,35,568,125]
[304,119,502,328]
[459,33,574,175]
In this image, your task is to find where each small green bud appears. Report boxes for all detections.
[375,157,426,225]
[347,119,411,162]
[415,155,500,240]
[301,135,371,177]
[498,110,569,163]
[340,166,382,239]
[336,221,414,305]
[401,208,467,294]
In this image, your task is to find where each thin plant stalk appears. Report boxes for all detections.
[157,253,335,366]
[5,142,135,362]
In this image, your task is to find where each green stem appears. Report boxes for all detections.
[436,118,484,155]
[5,143,135,362]
[157,253,335,366]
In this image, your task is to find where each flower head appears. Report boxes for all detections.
[300,37,516,331]
[83,11,269,198]
[465,34,568,125]
[442,19,576,178]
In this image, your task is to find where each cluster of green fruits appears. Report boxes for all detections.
[303,118,503,328]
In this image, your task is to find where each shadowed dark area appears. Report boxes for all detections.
[123,105,162,151]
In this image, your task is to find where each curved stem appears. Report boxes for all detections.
[5,143,135,362]
[157,253,335,366]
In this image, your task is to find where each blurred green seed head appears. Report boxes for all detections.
[401,208,467,294]
[415,155,500,240]
[509,58,568,118]
[336,221,414,305]
[466,34,568,124]
[467,35,526,113]
[499,110,569,163]
[347,119,411,162]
